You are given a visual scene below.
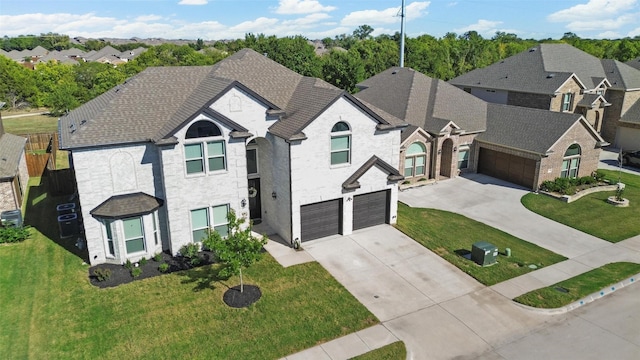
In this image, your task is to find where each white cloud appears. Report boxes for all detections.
[177,0,208,5]
[447,2,458,6]
[282,13,331,26]
[341,1,429,26]
[597,31,622,38]
[561,13,639,31]
[135,15,164,22]
[629,27,640,37]
[275,0,336,15]
[548,0,637,22]
[454,19,501,34]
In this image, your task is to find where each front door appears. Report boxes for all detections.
[248,178,261,221]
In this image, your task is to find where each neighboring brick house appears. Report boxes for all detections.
[449,43,640,151]
[356,67,606,190]
[0,114,28,213]
[59,49,405,266]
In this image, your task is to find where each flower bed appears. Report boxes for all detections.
[541,184,618,203]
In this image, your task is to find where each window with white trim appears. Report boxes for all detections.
[561,144,581,178]
[104,220,115,257]
[152,212,159,246]
[331,122,351,165]
[184,120,226,174]
[190,204,230,242]
[404,142,426,177]
[458,147,469,169]
[562,93,572,112]
[123,217,146,254]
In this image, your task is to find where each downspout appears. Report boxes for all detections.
[288,141,294,247]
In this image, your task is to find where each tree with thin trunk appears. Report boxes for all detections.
[203,210,267,293]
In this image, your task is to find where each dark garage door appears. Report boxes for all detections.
[300,199,342,242]
[353,190,389,230]
[478,148,536,189]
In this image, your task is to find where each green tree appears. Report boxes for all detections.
[321,48,366,92]
[353,25,374,40]
[0,56,39,109]
[202,210,267,293]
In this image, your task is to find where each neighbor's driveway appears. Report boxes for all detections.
[398,173,610,259]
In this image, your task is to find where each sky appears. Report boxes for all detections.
[0,0,639,41]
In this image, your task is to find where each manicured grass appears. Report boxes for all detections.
[350,341,406,360]
[3,114,59,134]
[0,179,378,359]
[396,203,567,286]
[514,262,640,308]
[521,170,640,242]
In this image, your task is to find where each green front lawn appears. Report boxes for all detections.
[521,170,640,242]
[0,179,378,359]
[396,203,567,286]
[514,262,640,308]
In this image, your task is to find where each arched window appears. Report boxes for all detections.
[404,142,426,177]
[184,121,226,174]
[561,144,581,178]
[331,122,351,165]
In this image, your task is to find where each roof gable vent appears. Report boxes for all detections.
[547,73,555,78]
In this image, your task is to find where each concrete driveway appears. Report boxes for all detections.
[303,225,551,359]
[398,173,610,259]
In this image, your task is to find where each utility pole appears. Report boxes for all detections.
[400,0,406,67]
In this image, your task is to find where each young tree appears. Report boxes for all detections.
[202,210,267,293]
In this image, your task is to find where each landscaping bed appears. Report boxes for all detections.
[88,250,215,288]
[522,169,640,242]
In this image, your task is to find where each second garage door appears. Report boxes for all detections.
[478,148,536,189]
[353,190,389,230]
[300,199,342,242]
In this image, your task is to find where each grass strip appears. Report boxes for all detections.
[350,341,406,360]
[396,203,566,286]
[514,262,640,308]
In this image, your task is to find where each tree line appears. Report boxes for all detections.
[1,28,639,116]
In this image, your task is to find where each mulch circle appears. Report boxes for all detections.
[88,251,215,288]
[223,285,262,308]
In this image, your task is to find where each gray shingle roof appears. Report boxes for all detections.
[479,104,602,154]
[626,57,640,71]
[356,67,487,134]
[0,133,27,179]
[60,48,403,149]
[601,59,640,90]
[90,192,163,219]
[449,44,609,94]
[620,100,640,125]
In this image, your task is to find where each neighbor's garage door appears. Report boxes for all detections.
[300,199,342,241]
[478,148,536,189]
[353,190,389,230]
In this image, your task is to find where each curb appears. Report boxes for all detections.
[514,273,639,314]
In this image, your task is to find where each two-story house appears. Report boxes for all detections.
[356,67,606,190]
[449,43,640,150]
[59,49,405,266]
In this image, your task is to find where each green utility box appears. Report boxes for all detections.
[471,241,498,266]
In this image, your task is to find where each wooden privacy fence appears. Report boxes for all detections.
[45,167,76,196]
[24,132,60,176]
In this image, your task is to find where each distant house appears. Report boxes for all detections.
[59,49,404,266]
[0,112,28,213]
[356,67,606,190]
[449,43,640,150]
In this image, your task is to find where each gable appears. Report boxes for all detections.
[343,156,403,190]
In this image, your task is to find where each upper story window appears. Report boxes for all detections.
[331,121,351,165]
[184,120,226,175]
[405,142,426,177]
[561,144,581,178]
[562,93,573,112]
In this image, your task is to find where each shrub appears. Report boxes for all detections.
[158,262,170,273]
[124,259,133,270]
[593,170,606,182]
[153,252,163,262]
[563,185,577,195]
[93,268,112,282]
[139,257,148,266]
[179,243,201,266]
[616,187,625,201]
[0,226,30,243]
[131,267,142,277]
